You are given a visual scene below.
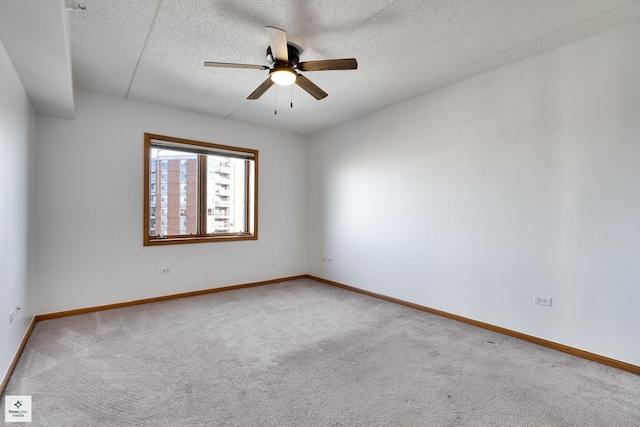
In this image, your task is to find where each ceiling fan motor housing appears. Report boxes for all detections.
[266,44,300,67]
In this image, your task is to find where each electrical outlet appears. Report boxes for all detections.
[9,310,14,325]
[534,295,552,306]
[160,267,171,275]
[327,257,333,264]
[14,302,20,317]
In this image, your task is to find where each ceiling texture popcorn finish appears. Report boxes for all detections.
[6,0,640,134]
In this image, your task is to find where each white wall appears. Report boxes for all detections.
[307,21,640,366]
[0,40,37,382]
[35,90,307,314]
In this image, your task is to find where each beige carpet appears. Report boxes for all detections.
[2,278,639,426]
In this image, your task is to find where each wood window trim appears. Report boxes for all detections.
[143,133,258,246]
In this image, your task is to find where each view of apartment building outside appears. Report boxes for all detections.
[149,149,246,236]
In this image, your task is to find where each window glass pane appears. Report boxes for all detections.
[149,147,198,236]
[206,156,247,234]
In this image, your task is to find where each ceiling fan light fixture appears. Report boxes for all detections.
[270,67,297,86]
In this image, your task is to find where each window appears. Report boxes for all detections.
[144,133,257,245]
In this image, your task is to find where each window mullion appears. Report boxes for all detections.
[198,155,207,237]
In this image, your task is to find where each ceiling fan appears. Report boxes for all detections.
[204,26,358,100]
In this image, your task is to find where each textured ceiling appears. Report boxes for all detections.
[10,1,640,134]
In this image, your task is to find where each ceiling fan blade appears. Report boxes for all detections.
[247,78,275,100]
[266,26,288,62]
[204,62,268,70]
[295,74,328,100]
[297,58,358,72]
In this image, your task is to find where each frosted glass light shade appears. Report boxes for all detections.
[270,68,297,86]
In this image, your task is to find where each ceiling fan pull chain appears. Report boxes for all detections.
[274,88,278,115]
[290,87,293,108]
